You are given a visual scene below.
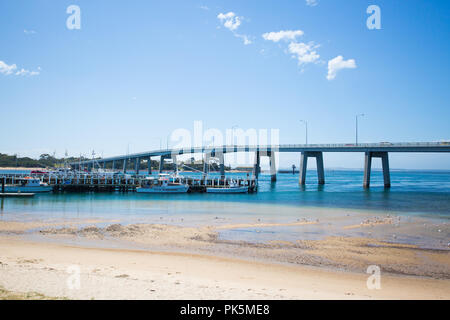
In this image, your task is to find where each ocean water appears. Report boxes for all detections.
[1,170,449,218]
[1,170,449,248]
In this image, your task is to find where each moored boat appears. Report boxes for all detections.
[136,174,189,193]
[206,186,249,193]
[3,177,53,193]
[206,181,249,193]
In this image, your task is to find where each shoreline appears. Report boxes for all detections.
[0,217,449,299]
[0,236,449,300]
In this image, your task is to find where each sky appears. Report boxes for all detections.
[0,0,449,169]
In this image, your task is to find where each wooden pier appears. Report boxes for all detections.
[0,173,258,193]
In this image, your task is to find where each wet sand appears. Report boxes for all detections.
[0,219,115,234]
[0,236,449,300]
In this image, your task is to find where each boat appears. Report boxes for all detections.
[206,180,249,193]
[93,169,121,177]
[136,174,189,193]
[3,177,53,193]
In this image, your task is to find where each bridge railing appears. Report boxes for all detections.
[70,142,449,165]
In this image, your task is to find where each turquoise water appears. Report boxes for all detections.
[1,170,449,249]
[1,170,449,221]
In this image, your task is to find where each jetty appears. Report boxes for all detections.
[0,173,258,193]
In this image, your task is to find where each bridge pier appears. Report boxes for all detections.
[269,151,277,182]
[299,151,325,185]
[134,158,140,176]
[253,151,261,179]
[159,154,171,173]
[112,160,115,171]
[252,151,277,181]
[171,155,178,172]
[363,152,391,188]
[147,156,152,175]
[203,153,211,174]
[123,159,128,174]
[159,156,164,172]
[217,153,225,179]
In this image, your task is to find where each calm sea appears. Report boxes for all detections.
[1,169,449,248]
[1,169,449,220]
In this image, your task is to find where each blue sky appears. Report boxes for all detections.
[0,0,449,169]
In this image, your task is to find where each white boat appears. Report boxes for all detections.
[3,177,53,193]
[93,169,121,177]
[206,181,249,194]
[136,174,189,193]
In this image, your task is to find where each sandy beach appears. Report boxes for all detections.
[0,219,449,300]
[1,237,449,300]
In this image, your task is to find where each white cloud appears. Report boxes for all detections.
[235,33,252,45]
[199,5,209,11]
[0,61,17,75]
[327,55,356,80]
[24,29,37,34]
[0,60,40,77]
[16,66,40,76]
[262,30,304,42]
[288,42,320,65]
[15,69,29,76]
[217,11,251,45]
[306,0,318,7]
[217,12,241,31]
[262,30,320,71]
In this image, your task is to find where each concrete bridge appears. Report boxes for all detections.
[70,142,450,188]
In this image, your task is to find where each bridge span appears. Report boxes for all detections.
[70,142,450,188]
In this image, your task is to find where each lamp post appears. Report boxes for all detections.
[355,114,365,145]
[299,120,308,145]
